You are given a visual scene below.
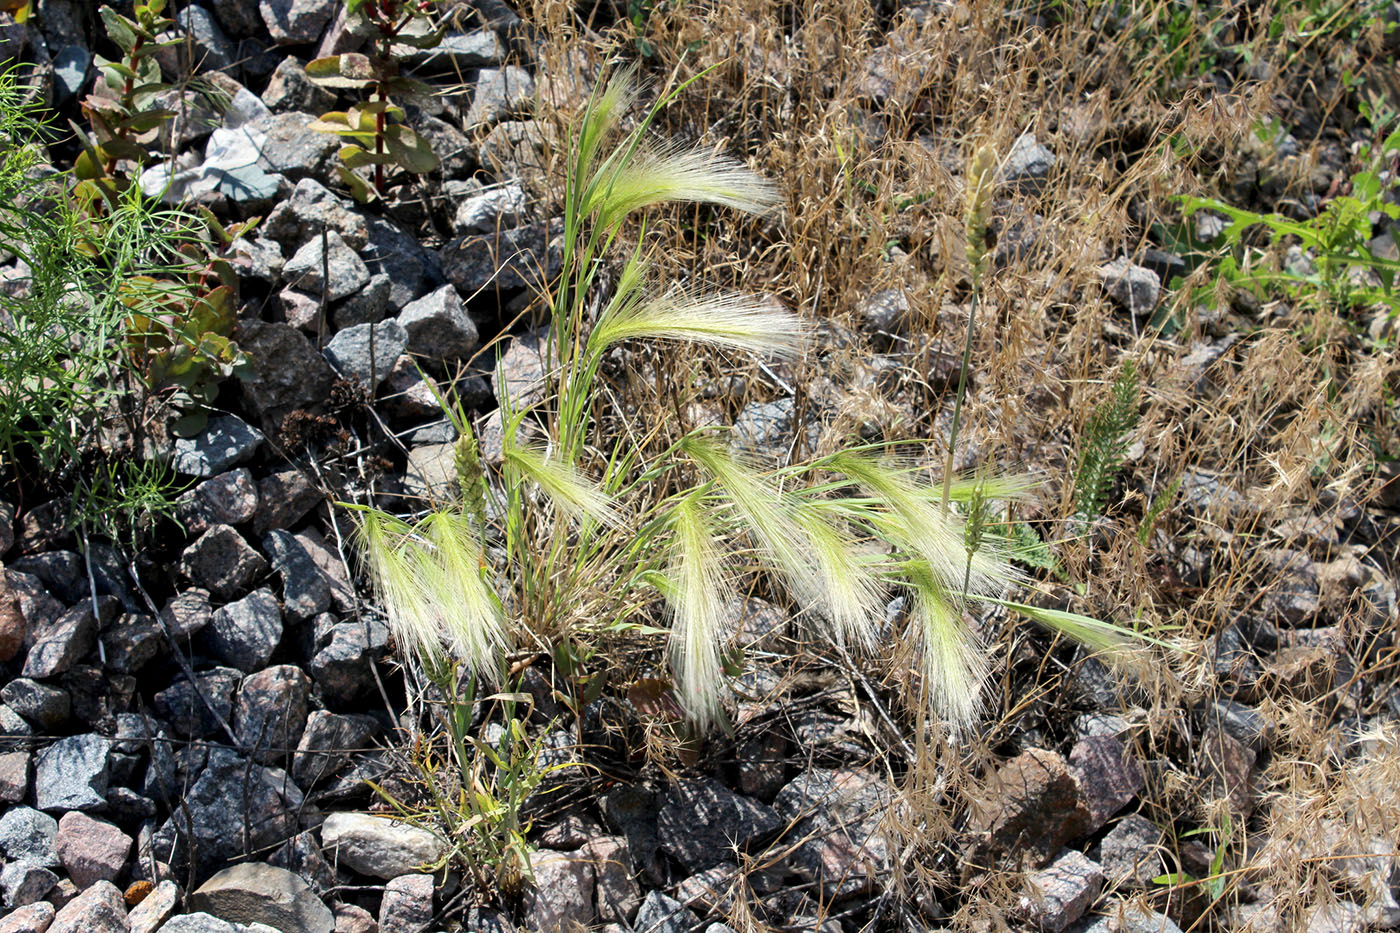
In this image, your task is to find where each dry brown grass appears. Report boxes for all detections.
[486,0,1400,928]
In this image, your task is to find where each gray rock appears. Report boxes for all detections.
[335,272,392,328]
[1097,258,1161,316]
[154,667,242,740]
[1094,814,1164,887]
[632,891,697,933]
[177,469,260,535]
[401,443,459,501]
[127,879,180,933]
[34,733,110,811]
[968,748,1092,870]
[466,65,535,128]
[179,525,268,601]
[409,112,473,179]
[477,120,552,184]
[235,665,311,764]
[261,56,335,113]
[1017,849,1103,932]
[323,320,408,390]
[269,830,338,898]
[152,748,297,874]
[251,111,340,181]
[441,222,561,294]
[173,416,265,478]
[56,811,132,889]
[1001,132,1056,193]
[190,863,334,933]
[260,0,337,43]
[47,879,127,932]
[262,530,332,622]
[1069,736,1145,830]
[320,812,446,880]
[22,602,98,679]
[379,872,434,933]
[731,397,818,460]
[524,849,595,933]
[291,531,356,611]
[397,285,479,363]
[236,320,338,429]
[1081,903,1185,933]
[599,784,663,885]
[155,912,241,933]
[492,326,549,408]
[9,550,85,602]
[203,588,284,672]
[308,621,388,703]
[102,613,165,674]
[363,216,444,312]
[1,860,58,908]
[0,806,59,866]
[0,704,31,738]
[292,710,379,789]
[452,182,527,235]
[401,29,504,71]
[656,777,783,872]
[263,178,369,251]
[283,230,370,303]
[175,5,236,73]
[281,290,325,333]
[0,677,70,728]
[857,288,911,339]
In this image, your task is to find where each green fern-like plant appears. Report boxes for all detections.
[1074,360,1141,521]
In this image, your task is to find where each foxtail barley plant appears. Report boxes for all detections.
[352,67,1148,738]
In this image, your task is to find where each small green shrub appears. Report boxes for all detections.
[307,0,444,202]
[1074,360,1141,522]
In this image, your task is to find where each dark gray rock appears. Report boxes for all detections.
[656,777,782,872]
[179,525,268,601]
[211,0,264,36]
[21,602,98,679]
[262,530,332,622]
[599,784,663,885]
[177,469,260,535]
[465,65,535,127]
[379,872,434,933]
[152,747,297,874]
[283,230,370,303]
[261,56,335,113]
[9,550,84,603]
[160,588,213,640]
[153,667,243,739]
[409,112,473,179]
[773,768,893,897]
[308,620,388,704]
[0,677,70,729]
[1094,814,1165,888]
[102,613,164,674]
[203,588,283,672]
[269,830,338,898]
[363,216,443,312]
[584,835,641,924]
[441,221,561,294]
[260,0,338,44]
[173,416,265,478]
[1068,736,1145,831]
[857,288,911,340]
[253,471,322,538]
[334,272,391,328]
[251,111,340,181]
[235,664,311,764]
[397,284,479,363]
[292,710,378,789]
[263,178,369,251]
[175,5,236,73]
[189,862,335,933]
[0,860,57,909]
[34,733,111,811]
[1016,849,1103,932]
[0,806,59,866]
[967,748,1092,870]
[323,320,408,390]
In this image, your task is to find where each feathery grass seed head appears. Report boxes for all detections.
[665,494,734,730]
[589,146,780,232]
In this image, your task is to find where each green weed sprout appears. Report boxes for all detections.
[352,67,1150,738]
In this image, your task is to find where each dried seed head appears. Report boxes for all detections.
[964,144,997,287]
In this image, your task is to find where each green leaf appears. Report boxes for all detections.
[380,76,435,98]
[99,7,142,49]
[305,55,374,89]
[383,124,439,173]
[339,144,394,169]
[336,165,376,204]
[114,108,176,133]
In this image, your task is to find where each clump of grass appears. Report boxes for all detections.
[351,66,1156,746]
[1074,360,1141,522]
